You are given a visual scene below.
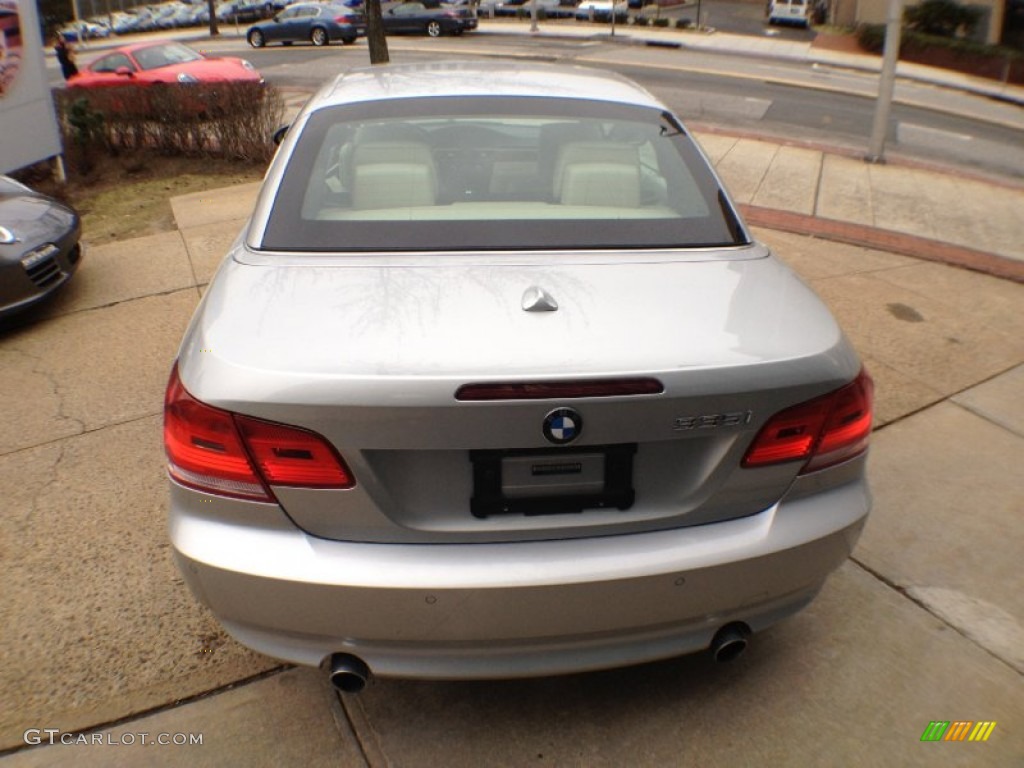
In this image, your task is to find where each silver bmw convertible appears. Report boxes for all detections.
[165,61,872,691]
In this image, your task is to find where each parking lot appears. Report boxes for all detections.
[5,7,1024,760]
[2,90,1023,761]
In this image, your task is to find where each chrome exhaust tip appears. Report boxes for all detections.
[325,653,371,694]
[710,623,751,663]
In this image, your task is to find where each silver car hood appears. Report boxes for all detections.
[180,244,854,409]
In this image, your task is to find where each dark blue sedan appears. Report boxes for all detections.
[381,1,477,36]
[246,3,366,47]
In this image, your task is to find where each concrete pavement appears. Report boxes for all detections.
[5,53,1024,768]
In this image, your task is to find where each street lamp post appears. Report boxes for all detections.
[866,0,904,163]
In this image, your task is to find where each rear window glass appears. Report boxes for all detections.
[261,97,746,252]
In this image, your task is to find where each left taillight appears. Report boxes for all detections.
[742,368,874,474]
[163,364,354,502]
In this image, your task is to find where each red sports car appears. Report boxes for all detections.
[67,40,262,89]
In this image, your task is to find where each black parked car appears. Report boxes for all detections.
[0,176,81,319]
[247,3,366,47]
[382,1,477,36]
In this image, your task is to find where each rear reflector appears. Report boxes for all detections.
[455,378,664,401]
[742,369,873,474]
[163,365,354,501]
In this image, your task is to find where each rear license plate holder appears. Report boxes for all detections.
[469,444,636,518]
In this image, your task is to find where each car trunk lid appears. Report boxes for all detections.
[178,245,860,542]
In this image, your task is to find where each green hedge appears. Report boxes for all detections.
[857,23,1023,60]
[856,23,1024,83]
[54,82,284,171]
[856,22,886,52]
[904,0,982,37]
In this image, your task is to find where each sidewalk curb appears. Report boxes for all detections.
[739,205,1024,284]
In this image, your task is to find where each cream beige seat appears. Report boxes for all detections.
[350,142,438,210]
[555,142,641,207]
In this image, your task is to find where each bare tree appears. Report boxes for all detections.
[364,0,390,64]
[208,0,220,35]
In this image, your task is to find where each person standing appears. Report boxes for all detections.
[54,33,78,81]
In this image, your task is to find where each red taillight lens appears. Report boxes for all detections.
[236,416,354,488]
[805,370,874,472]
[164,367,270,501]
[741,398,830,468]
[742,369,873,473]
[163,365,354,501]
[334,14,351,22]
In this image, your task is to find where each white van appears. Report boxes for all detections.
[767,0,812,27]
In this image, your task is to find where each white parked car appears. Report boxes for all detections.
[574,0,628,20]
[767,0,812,27]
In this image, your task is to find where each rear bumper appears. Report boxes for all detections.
[170,476,868,679]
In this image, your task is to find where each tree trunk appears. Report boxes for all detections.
[364,0,390,64]
[208,0,220,35]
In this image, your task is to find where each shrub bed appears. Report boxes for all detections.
[856,24,1024,84]
[54,81,284,173]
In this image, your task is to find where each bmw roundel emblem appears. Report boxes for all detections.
[543,408,583,445]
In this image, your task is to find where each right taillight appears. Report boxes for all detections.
[742,369,873,474]
[163,364,354,502]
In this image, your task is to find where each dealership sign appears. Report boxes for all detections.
[0,0,62,174]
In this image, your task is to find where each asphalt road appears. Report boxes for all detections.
[657,0,816,40]
[221,34,1024,177]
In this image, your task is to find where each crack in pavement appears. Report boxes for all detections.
[849,556,1023,677]
[18,441,68,526]
[176,229,206,295]
[0,411,162,461]
[0,345,86,452]
[0,666,293,758]
[325,684,373,768]
[339,693,391,768]
[0,286,202,339]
